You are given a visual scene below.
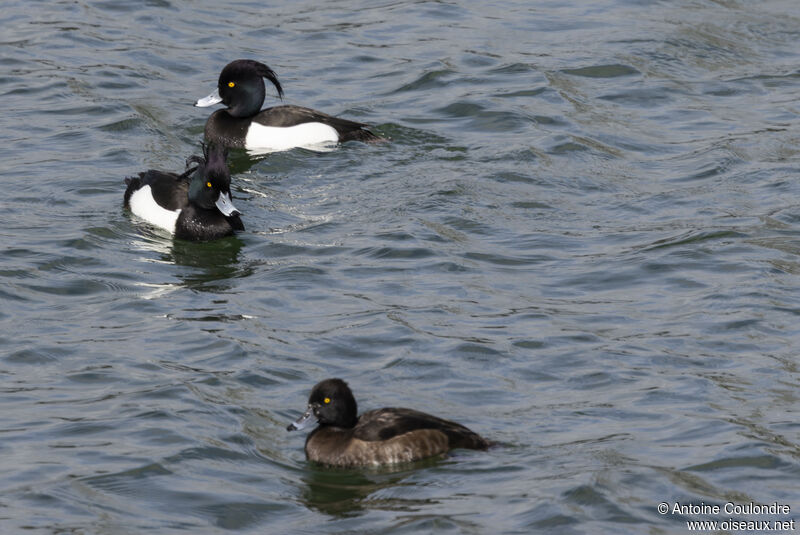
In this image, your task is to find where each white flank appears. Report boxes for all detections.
[128,185,180,234]
[245,122,339,152]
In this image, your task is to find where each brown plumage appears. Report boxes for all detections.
[287,379,490,467]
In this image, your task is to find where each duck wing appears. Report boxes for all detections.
[354,408,489,450]
[124,170,189,211]
[139,170,190,211]
[254,105,382,142]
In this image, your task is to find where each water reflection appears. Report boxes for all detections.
[165,237,250,291]
[130,231,249,292]
[298,458,442,516]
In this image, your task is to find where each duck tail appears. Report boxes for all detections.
[343,128,386,144]
[123,174,143,207]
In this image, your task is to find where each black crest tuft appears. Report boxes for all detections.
[252,60,284,99]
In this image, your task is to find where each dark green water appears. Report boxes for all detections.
[1,0,799,533]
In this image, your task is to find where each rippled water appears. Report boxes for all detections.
[2,0,799,533]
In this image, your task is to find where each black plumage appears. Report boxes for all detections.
[123,144,243,241]
[197,59,382,150]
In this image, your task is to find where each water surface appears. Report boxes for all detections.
[1,0,799,533]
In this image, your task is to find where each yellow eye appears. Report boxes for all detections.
[206,181,212,188]
[228,81,235,88]
[323,397,331,404]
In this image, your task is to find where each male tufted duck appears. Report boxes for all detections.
[123,144,244,241]
[287,378,490,467]
[195,59,382,153]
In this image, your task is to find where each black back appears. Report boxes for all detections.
[123,161,196,210]
[253,105,382,142]
[123,171,185,210]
